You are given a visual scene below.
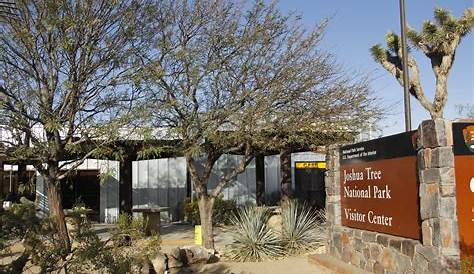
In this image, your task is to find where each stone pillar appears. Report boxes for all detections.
[325,145,341,227]
[325,145,343,259]
[417,119,460,272]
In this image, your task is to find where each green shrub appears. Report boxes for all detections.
[226,201,327,262]
[214,196,238,225]
[183,196,237,225]
[280,200,326,254]
[183,197,200,224]
[1,203,158,274]
[227,206,284,262]
[116,213,149,239]
[461,256,474,274]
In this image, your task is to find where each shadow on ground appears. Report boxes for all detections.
[170,263,235,274]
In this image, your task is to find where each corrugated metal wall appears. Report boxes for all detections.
[193,154,257,205]
[34,151,324,223]
[132,157,187,221]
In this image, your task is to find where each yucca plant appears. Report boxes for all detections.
[227,207,285,262]
[281,200,326,254]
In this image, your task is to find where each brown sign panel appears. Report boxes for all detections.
[340,131,421,240]
[453,122,474,259]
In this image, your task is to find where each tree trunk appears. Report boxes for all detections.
[46,179,71,252]
[17,162,27,195]
[280,147,292,203]
[0,160,4,200]
[255,153,265,206]
[119,156,133,214]
[197,196,215,249]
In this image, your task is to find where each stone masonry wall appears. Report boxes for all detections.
[325,119,461,274]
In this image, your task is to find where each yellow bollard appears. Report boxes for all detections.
[194,225,202,246]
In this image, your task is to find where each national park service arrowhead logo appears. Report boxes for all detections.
[462,125,474,153]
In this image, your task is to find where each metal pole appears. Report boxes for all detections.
[399,0,412,131]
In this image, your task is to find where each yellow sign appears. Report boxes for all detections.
[194,225,202,245]
[295,162,326,169]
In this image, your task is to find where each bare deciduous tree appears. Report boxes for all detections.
[0,0,147,251]
[371,7,473,119]
[253,73,380,202]
[456,104,474,119]
[142,0,380,248]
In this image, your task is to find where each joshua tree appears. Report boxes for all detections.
[371,7,474,119]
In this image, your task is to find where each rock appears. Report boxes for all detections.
[177,246,218,265]
[22,258,41,274]
[392,252,411,273]
[130,264,144,274]
[350,251,361,267]
[380,247,396,271]
[362,231,376,243]
[419,183,440,220]
[376,234,389,247]
[267,214,282,232]
[169,247,181,259]
[150,253,167,274]
[401,240,417,259]
[413,252,429,274]
[415,245,440,261]
[353,238,364,251]
[369,244,382,261]
[373,261,384,274]
[167,255,184,269]
[419,119,453,148]
[422,220,433,246]
[341,232,350,246]
[440,184,455,197]
[388,238,401,252]
[420,167,454,184]
[365,259,375,272]
[440,218,456,249]
[418,148,432,169]
[362,247,370,260]
[431,147,454,168]
[341,246,352,262]
[439,197,456,218]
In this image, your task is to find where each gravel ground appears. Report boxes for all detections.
[159,223,334,274]
[1,223,333,274]
[180,256,336,274]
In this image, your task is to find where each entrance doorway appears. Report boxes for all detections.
[61,170,100,221]
[294,162,326,210]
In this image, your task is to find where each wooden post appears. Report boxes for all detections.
[280,147,292,202]
[0,160,4,199]
[17,162,27,194]
[119,156,133,214]
[255,154,265,206]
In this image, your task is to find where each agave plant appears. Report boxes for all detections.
[227,206,285,262]
[280,200,326,254]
